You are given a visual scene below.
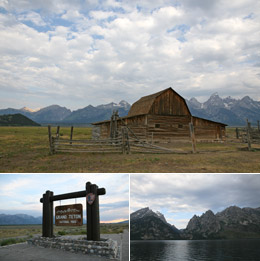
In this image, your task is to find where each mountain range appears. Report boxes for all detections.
[0,94,259,126]
[131,206,260,240]
[186,93,260,126]
[0,214,42,225]
[0,101,130,126]
[0,213,128,225]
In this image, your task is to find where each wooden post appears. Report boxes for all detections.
[86,182,102,241]
[258,120,260,132]
[246,119,251,151]
[236,128,239,139]
[189,122,197,153]
[42,190,54,237]
[151,132,154,144]
[70,126,74,145]
[126,128,130,154]
[122,127,126,154]
[56,126,60,139]
[48,125,53,154]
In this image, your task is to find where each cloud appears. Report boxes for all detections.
[0,174,129,222]
[0,0,260,110]
[130,174,260,228]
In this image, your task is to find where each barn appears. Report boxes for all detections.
[92,87,227,142]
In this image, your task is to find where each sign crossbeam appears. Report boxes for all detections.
[40,182,106,241]
[40,188,105,203]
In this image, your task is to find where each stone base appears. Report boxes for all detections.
[27,236,119,259]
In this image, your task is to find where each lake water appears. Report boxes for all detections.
[131,239,260,261]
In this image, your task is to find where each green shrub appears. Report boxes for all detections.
[0,238,26,246]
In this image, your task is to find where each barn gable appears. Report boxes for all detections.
[128,87,191,117]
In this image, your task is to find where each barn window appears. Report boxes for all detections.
[178,124,183,128]
[155,124,160,128]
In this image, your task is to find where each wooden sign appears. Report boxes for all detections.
[55,204,83,226]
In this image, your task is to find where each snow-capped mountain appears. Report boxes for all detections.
[187,93,260,126]
[130,207,180,240]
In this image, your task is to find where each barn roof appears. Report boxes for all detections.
[127,87,191,117]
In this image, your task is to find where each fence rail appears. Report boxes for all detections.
[235,120,260,150]
[48,125,181,155]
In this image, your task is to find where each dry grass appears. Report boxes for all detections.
[0,126,260,173]
[0,223,128,245]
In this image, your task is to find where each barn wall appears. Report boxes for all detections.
[123,115,147,140]
[149,89,191,116]
[193,117,226,140]
[99,122,110,139]
[146,115,191,141]
[94,115,226,141]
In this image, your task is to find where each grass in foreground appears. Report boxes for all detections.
[0,223,129,246]
[0,126,260,173]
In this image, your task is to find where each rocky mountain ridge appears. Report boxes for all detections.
[130,207,180,240]
[186,93,260,126]
[131,206,260,240]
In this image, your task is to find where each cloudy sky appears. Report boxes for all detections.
[0,0,260,111]
[0,173,129,222]
[130,174,260,229]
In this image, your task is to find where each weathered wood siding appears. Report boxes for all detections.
[99,122,110,139]
[123,115,147,140]
[146,115,191,141]
[149,89,191,116]
[193,117,226,140]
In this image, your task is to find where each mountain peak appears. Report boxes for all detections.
[20,107,40,112]
[210,92,219,97]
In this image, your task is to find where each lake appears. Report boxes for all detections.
[131,239,260,261]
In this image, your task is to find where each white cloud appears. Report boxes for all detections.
[0,174,129,222]
[18,11,46,26]
[0,0,260,109]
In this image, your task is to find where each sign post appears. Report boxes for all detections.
[40,181,106,241]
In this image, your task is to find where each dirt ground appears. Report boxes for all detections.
[0,126,259,173]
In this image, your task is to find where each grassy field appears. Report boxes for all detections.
[0,126,260,173]
[0,223,128,246]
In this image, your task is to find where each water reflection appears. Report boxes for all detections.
[130,239,260,261]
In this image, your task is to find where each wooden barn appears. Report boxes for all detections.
[92,88,227,142]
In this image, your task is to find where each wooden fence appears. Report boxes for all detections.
[48,125,182,155]
[235,120,260,150]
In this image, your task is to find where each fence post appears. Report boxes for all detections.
[126,128,130,154]
[189,122,197,153]
[70,126,74,145]
[56,126,60,139]
[258,120,260,132]
[235,128,239,139]
[246,119,251,151]
[122,127,126,154]
[48,125,53,154]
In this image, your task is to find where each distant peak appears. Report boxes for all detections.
[20,107,40,112]
[210,92,220,98]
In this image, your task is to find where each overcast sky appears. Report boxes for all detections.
[0,173,129,223]
[0,0,260,110]
[130,174,260,229]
